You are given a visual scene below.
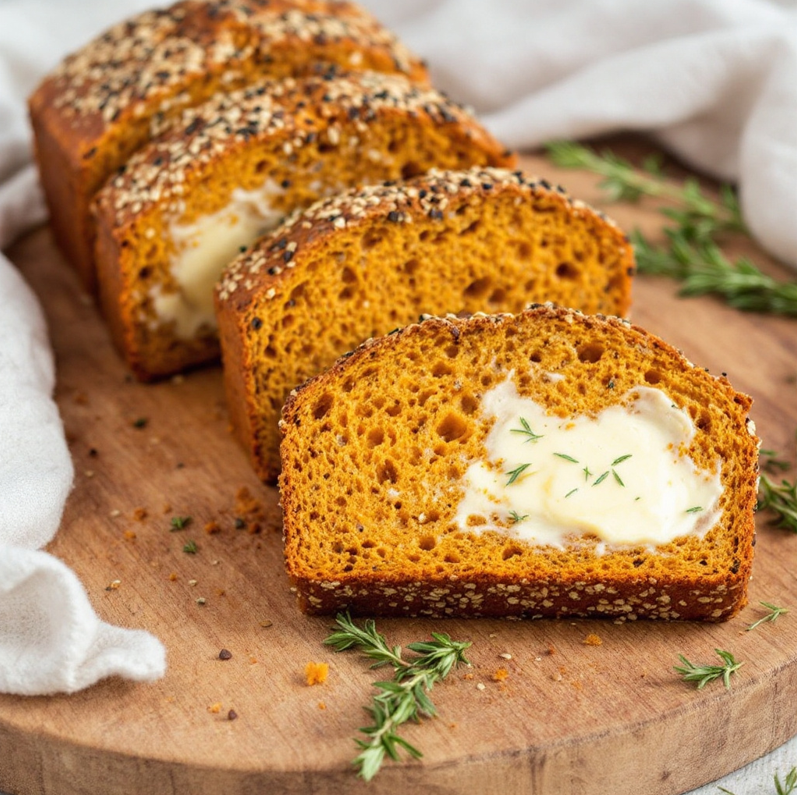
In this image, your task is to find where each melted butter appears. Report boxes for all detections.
[153,182,284,338]
[454,378,722,549]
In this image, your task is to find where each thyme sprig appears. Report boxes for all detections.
[674,649,743,690]
[545,140,797,317]
[511,417,543,443]
[324,613,471,781]
[746,601,789,631]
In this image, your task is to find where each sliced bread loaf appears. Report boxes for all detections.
[29,0,428,291]
[279,305,759,621]
[216,168,634,482]
[92,72,513,380]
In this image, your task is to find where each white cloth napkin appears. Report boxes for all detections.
[0,0,165,695]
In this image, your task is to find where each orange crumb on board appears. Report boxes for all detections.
[123,530,136,540]
[168,572,178,581]
[208,703,222,714]
[318,702,327,710]
[204,521,221,535]
[305,661,329,686]
[132,507,147,521]
[492,668,509,682]
[545,644,556,655]
[583,633,603,646]
[162,503,172,514]
[462,673,474,680]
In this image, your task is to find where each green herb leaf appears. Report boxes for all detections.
[686,506,703,514]
[674,649,743,690]
[182,540,198,554]
[506,463,531,485]
[564,488,578,499]
[508,510,529,524]
[553,453,579,463]
[324,613,470,781]
[611,454,632,466]
[746,601,789,631]
[592,471,610,486]
[612,469,625,487]
[758,471,797,533]
[170,515,192,531]
[511,417,543,443]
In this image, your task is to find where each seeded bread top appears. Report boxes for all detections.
[32,0,426,140]
[217,166,631,303]
[94,74,510,224]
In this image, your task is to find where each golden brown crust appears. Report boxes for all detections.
[92,74,514,381]
[28,0,429,290]
[216,167,634,482]
[279,305,758,621]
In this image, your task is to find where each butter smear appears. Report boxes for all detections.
[455,378,722,549]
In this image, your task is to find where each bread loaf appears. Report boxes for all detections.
[279,305,759,621]
[92,72,513,380]
[216,167,634,482]
[28,0,428,291]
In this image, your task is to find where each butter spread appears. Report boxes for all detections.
[154,182,284,338]
[454,378,722,549]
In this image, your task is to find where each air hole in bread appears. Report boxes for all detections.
[556,262,579,279]
[408,553,420,563]
[401,161,422,179]
[341,266,356,284]
[367,428,385,448]
[281,314,294,329]
[517,241,532,259]
[444,552,461,563]
[502,546,523,560]
[461,219,480,235]
[464,275,492,299]
[436,412,468,443]
[376,459,398,484]
[361,231,384,250]
[403,258,419,275]
[418,535,436,551]
[577,342,605,363]
[432,362,453,378]
[459,394,478,415]
[338,286,355,301]
[489,288,507,304]
[254,159,268,174]
[645,369,663,385]
[313,393,334,420]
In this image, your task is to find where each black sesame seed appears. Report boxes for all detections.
[387,211,401,223]
[283,250,294,263]
[251,317,263,330]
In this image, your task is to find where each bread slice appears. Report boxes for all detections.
[28,0,429,291]
[216,167,634,483]
[92,72,513,380]
[279,305,758,621]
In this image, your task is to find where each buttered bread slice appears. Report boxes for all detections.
[29,0,428,291]
[92,72,513,380]
[216,168,634,483]
[279,306,758,621]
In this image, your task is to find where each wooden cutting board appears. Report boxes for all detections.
[1,145,796,795]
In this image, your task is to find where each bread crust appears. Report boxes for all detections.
[28,0,429,291]
[279,305,759,622]
[216,168,634,481]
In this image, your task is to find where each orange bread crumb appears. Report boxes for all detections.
[492,668,509,682]
[305,661,329,686]
[583,634,603,647]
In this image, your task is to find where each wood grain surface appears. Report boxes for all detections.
[1,147,796,795]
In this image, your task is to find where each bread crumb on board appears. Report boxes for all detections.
[583,633,603,646]
[305,661,329,686]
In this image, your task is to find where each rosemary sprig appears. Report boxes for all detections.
[324,613,471,781]
[757,471,797,533]
[632,229,797,317]
[508,510,529,524]
[760,448,792,473]
[746,601,789,631]
[674,649,743,690]
[545,140,797,317]
[545,140,745,235]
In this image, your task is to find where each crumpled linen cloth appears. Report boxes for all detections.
[0,0,794,711]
